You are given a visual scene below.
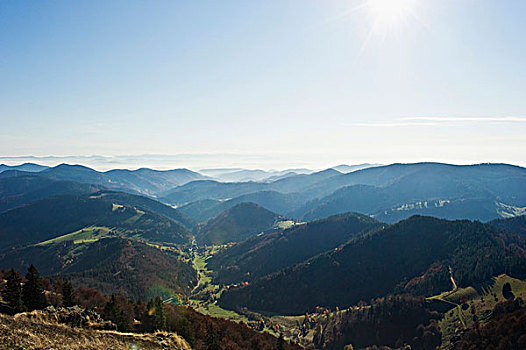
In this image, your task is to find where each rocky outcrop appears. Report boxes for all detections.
[14,306,116,330]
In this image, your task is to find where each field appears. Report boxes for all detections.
[496,202,526,217]
[274,220,296,230]
[124,209,145,225]
[188,248,318,346]
[188,248,248,322]
[436,274,526,349]
[36,226,113,245]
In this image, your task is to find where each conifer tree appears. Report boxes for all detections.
[145,297,166,331]
[103,294,130,331]
[22,264,47,311]
[61,279,76,307]
[502,282,515,300]
[1,269,24,313]
[153,296,166,331]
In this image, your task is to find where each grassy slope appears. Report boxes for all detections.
[189,248,248,323]
[36,226,112,245]
[0,313,190,350]
[435,274,526,349]
[188,248,309,345]
[0,194,192,249]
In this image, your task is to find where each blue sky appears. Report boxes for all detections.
[1,0,525,169]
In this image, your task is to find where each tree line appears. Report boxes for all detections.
[0,265,300,350]
[1,264,77,313]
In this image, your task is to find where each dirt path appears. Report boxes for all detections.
[437,267,465,328]
[449,266,458,291]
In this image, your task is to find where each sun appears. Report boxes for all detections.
[365,0,418,35]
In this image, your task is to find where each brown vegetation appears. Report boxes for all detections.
[0,312,191,350]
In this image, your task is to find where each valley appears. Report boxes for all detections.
[0,162,526,349]
[3,1,524,347]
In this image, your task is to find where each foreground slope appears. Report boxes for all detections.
[196,202,284,245]
[219,215,526,314]
[0,313,191,350]
[208,212,381,284]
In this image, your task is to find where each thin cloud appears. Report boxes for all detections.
[354,116,526,127]
[353,122,439,127]
[402,116,526,122]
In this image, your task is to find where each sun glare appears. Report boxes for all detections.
[366,0,418,34]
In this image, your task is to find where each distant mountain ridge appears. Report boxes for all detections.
[160,168,343,205]
[294,162,526,222]
[331,163,383,173]
[198,167,315,182]
[0,175,104,213]
[163,162,526,224]
[2,162,525,225]
[0,163,49,173]
[39,164,208,196]
[0,163,209,196]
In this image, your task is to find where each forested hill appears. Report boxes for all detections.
[0,237,196,301]
[0,193,192,249]
[489,215,526,235]
[207,212,382,284]
[0,175,103,213]
[195,202,284,245]
[0,163,208,196]
[218,215,526,315]
[90,191,194,229]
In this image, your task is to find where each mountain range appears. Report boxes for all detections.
[163,162,526,224]
[0,160,525,349]
[0,163,49,173]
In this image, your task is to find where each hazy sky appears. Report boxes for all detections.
[1,0,525,169]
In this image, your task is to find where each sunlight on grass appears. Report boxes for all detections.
[36,226,112,245]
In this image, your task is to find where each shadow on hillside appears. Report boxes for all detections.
[472,279,496,295]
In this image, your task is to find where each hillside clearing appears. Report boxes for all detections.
[36,226,113,245]
[436,274,526,349]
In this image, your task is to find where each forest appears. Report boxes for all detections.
[0,266,299,350]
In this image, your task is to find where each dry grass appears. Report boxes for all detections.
[0,313,191,350]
